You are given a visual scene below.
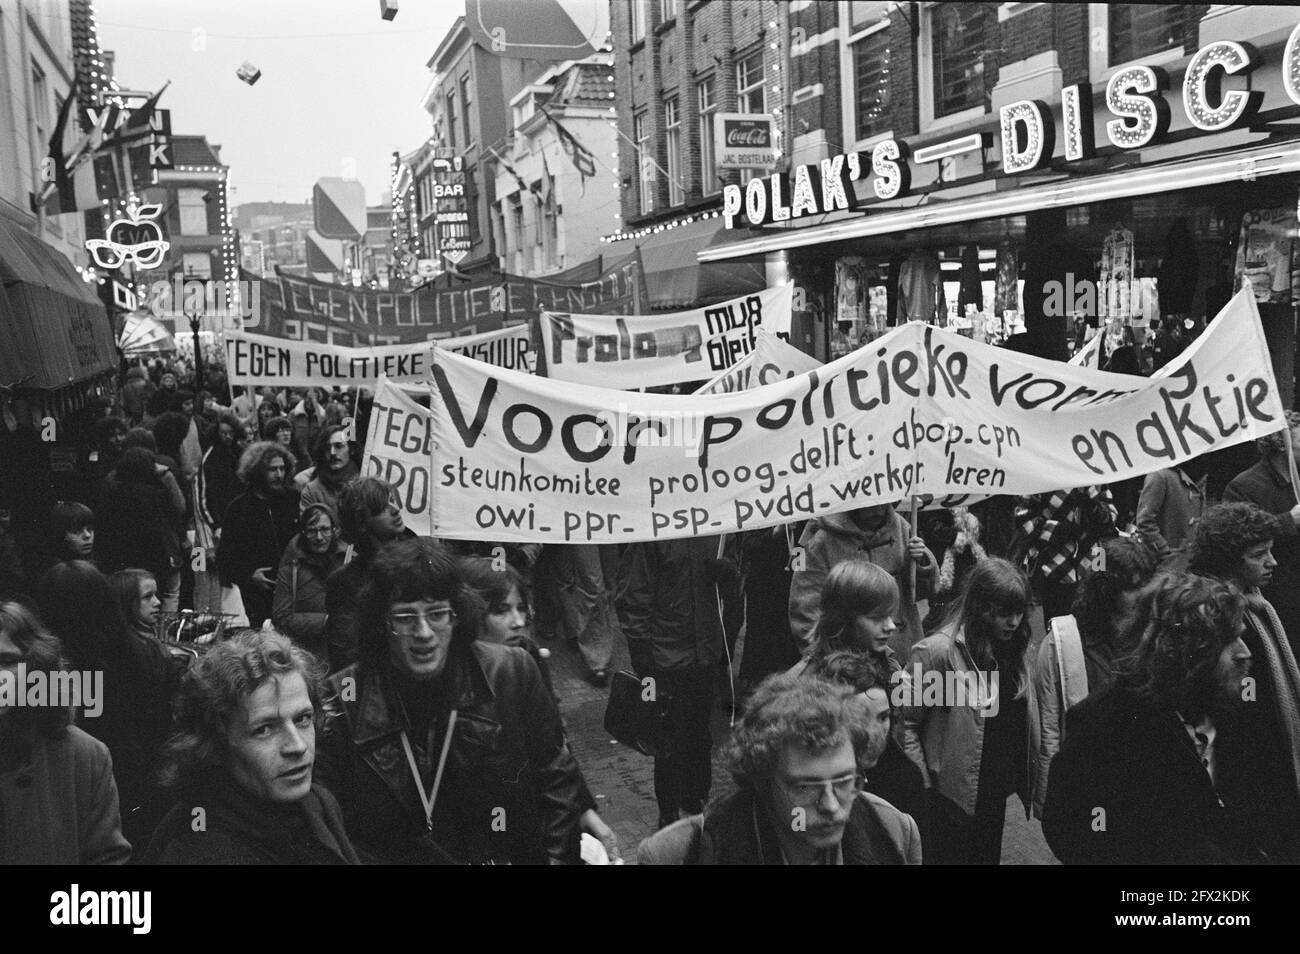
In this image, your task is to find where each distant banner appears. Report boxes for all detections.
[695,327,821,395]
[423,290,1282,544]
[244,250,645,345]
[225,324,532,388]
[538,284,793,389]
[1068,330,1103,369]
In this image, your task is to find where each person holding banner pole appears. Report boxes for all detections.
[789,505,936,661]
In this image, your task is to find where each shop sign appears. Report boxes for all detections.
[85,201,169,270]
[724,25,1300,230]
[715,113,778,171]
[434,155,472,265]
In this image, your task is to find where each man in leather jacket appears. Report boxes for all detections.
[315,539,585,864]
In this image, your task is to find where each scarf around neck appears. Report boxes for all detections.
[1243,589,1300,798]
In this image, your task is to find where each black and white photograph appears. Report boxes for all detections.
[1,0,1296,932]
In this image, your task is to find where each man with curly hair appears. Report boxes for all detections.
[636,673,920,864]
[143,628,359,864]
[1042,571,1256,864]
[1223,411,1300,636]
[217,441,300,627]
[1189,502,1300,861]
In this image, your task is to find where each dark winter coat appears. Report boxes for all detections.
[202,443,242,530]
[144,776,359,865]
[317,642,586,865]
[1041,685,1252,865]
[272,534,345,661]
[617,536,726,674]
[216,489,299,589]
[95,475,183,581]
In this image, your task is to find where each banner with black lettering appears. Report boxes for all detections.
[243,249,646,345]
[538,284,793,389]
[361,377,435,528]
[423,289,1283,544]
[225,324,532,388]
[695,327,822,395]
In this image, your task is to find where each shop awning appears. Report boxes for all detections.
[0,217,115,390]
[636,216,766,309]
[699,138,1300,262]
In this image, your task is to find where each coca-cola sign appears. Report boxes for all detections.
[715,113,777,171]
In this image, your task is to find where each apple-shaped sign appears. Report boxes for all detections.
[87,202,170,271]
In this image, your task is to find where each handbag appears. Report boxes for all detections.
[603,669,667,757]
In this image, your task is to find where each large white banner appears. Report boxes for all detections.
[226,324,533,389]
[422,290,1284,544]
[537,283,793,389]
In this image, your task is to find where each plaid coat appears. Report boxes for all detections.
[1013,487,1118,586]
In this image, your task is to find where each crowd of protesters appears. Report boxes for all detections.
[2,357,1299,865]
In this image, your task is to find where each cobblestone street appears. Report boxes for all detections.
[545,626,1057,865]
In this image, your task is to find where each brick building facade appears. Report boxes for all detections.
[611,2,1218,230]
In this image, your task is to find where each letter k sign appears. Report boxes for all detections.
[149,140,173,170]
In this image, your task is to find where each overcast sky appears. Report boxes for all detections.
[97,0,462,209]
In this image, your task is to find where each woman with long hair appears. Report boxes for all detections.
[0,602,131,864]
[34,560,183,854]
[108,568,162,641]
[1028,537,1159,817]
[901,556,1033,864]
[798,559,900,674]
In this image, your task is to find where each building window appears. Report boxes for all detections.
[179,189,209,236]
[182,252,212,278]
[543,193,559,268]
[665,95,683,206]
[446,92,458,150]
[852,23,891,140]
[509,194,526,270]
[460,75,473,146]
[658,0,677,24]
[464,166,479,239]
[931,3,986,118]
[634,110,652,214]
[31,64,49,142]
[630,0,646,44]
[698,77,718,195]
[1109,4,1182,66]
[736,50,766,114]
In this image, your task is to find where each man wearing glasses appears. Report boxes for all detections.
[637,674,921,864]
